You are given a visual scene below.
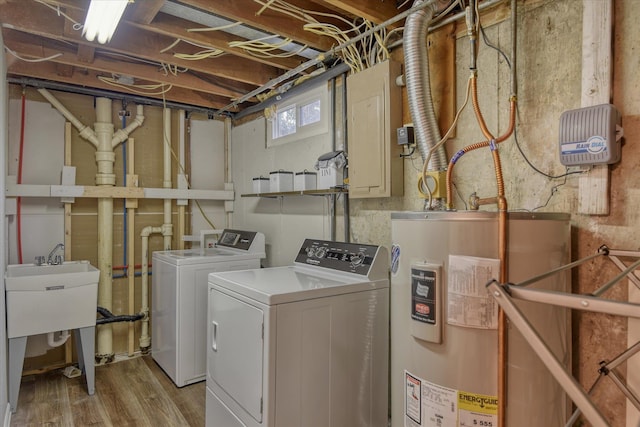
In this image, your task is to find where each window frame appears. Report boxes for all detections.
[266,85,329,147]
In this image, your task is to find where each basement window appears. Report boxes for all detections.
[267,85,329,147]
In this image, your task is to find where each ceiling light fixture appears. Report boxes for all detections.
[83,0,131,44]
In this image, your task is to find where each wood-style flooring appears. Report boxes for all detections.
[10,356,205,426]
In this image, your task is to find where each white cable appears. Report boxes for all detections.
[5,46,62,62]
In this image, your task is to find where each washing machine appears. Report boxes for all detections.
[152,229,265,387]
[206,239,390,427]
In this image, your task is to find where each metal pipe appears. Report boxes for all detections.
[592,257,640,297]
[514,250,606,288]
[488,281,610,427]
[13,77,219,117]
[511,0,517,96]
[404,0,448,175]
[341,73,350,242]
[506,286,640,318]
[162,108,173,251]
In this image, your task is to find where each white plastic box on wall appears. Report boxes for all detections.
[252,177,270,193]
[294,171,317,191]
[315,151,346,189]
[269,170,293,192]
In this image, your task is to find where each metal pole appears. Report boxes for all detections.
[488,280,610,427]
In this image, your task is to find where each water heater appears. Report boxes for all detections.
[390,211,571,427]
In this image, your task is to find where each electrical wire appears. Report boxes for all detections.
[5,46,62,62]
[17,89,26,264]
[33,0,83,31]
[98,76,173,96]
[161,38,225,61]
[513,125,586,179]
[531,174,569,211]
[187,21,243,33]
[419,75,473,208]
[477,20,582,181]
[160,93,217,230]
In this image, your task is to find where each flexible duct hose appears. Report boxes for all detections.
[404,0,448,173]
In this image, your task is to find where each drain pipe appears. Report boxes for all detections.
[404,0,451,210]
[46,330,70,347]
[139,225,162,352]
[37,89,145,363]
[139,108,173,352]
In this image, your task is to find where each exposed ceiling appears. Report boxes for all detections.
[0,0,437,116]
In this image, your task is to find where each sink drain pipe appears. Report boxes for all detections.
[96,306,144,325]
[37,89,145,363]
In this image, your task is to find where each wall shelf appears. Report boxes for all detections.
[241,188,348,198]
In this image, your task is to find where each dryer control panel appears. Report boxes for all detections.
[295,239,381,275]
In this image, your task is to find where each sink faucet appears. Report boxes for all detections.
[47,243,65,265]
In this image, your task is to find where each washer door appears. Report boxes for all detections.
[208,287,264,422]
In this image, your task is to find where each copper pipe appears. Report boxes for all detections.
[444,99,516,208]
[471,75,495,140]
[497,198,508,427]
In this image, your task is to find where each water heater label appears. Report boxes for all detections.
[404,371,457,427]
[447,255,500,330]
[411,267,436,324]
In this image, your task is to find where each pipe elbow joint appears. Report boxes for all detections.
[140,226,154,238]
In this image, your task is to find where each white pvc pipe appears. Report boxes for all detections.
[39,91,144,361]
[47,330,70,348]
[37,89,99,147]
[113,105,144,148]
[139,225,162,350]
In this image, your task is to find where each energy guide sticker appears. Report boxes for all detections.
[404,371,457,427]
[458,391,498,427]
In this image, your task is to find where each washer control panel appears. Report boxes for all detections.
[295,239,380,275]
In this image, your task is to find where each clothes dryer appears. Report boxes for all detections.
[152,229,265,387]
[206,239,389,427]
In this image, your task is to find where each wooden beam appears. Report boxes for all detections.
[55,63,74,77]
[8,62,239,111]
[77,44,95,63]
[578,0,613,215]
[3,29,247,99]
[309,0,402,26]
[127,0,165,24]
[0,2,280,86]
[6,184,235,201]
[128,12,304,71]
[176,0,335,51]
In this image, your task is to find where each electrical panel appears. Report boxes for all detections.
[347,60,404,198]
[559,103,623,166]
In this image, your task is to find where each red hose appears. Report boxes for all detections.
[17,91,26,264]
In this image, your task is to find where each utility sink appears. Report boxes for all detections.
[5,261,100,338]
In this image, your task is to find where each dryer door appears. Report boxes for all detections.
[208,287,264,422]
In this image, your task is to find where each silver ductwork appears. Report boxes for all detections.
[404,0,451,179]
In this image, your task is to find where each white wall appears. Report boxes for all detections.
[231,115,333,267]
[7,99,65,265]
[189,117,227,241]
